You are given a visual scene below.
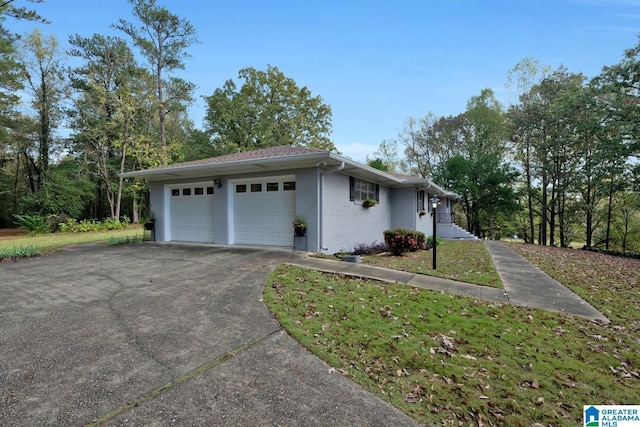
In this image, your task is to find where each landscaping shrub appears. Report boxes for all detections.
[47,213,69,233]
[59,217,130,233]
[383,228,425,256]
[352,241,390,255]
[13,214,50,235]
[427,234,443,247]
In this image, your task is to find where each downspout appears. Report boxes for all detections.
[318,161,345,251]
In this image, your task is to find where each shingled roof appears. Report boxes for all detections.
[151,145,328,171]
[120,145,458,199]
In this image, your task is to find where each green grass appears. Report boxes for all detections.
[108,235,142,245]
[361,240,503,288]
[0,225,146,255]
[0,245,41,261]
[264,264,640,426]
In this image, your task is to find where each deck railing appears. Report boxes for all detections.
[435,213,455,224]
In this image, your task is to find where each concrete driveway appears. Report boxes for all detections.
[0,244,419,426]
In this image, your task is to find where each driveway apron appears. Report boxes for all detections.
[0,244,418,426]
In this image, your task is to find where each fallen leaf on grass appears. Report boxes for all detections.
[304,311,323,318]
[404,393,422,403]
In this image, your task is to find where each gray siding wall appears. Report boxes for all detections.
[389,187,433,238]
[149,181,166,241]
[390,187,416,230]
[294,168,320,252]
[415,209,433,237]
[320,173,391,254]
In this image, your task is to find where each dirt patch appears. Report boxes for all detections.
[0,228,28,240]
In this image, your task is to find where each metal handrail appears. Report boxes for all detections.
[435,213,455,224]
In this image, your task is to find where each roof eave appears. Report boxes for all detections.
[120,151,333,180]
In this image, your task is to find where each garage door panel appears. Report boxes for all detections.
[169,185,215,243]
[234,178,295,246]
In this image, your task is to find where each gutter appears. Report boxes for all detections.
[120,151,336,179]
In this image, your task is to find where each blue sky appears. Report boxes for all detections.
[8,0,640,161]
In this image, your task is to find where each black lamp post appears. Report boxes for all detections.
[430,195,439,269]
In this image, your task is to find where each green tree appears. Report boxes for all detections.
[401,113,465,178]
[365,139,403,173]
[458,89,515,238]
[204,65,335,153]
[115,0,198,165]
[20,29,65,188]
[593,38,640,249]
[515,68,585,246]
[19,157,93,218]
[69,33,151,220]
[463,88,508,156]
[0,1,47,223]
[175,125,218,162]
[506,58,550,244]
[434,153,519,239]
[367,158,387,171]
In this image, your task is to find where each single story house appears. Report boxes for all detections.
[121,146,476,254]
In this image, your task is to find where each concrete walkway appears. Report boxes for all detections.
[289,241,609,323]
[483,241,609,322]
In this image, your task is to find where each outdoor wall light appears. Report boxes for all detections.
[214,178,222,188]
[431,195,439,210]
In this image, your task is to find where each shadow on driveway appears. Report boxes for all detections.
[0,244,419,426]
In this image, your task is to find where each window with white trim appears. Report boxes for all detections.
[349,177,379,202]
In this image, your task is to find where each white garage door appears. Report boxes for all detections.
[234,177,295,246]
[169,183,215,242]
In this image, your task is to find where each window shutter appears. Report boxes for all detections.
[375,184,379,202]
[349,176,355,201]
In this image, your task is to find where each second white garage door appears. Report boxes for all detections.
[233,177,295,246]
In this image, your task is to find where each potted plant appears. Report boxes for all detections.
[143,213,156,231]
[362,198,376,208]
[292,215,307,237]
[337,248,360,263]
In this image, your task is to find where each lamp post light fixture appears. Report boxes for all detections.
[430,195,439,270]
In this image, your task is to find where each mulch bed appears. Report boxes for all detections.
[0,228,28,240]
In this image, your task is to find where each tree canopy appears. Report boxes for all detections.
[204,65,335,154]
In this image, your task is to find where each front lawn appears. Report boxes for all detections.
[361,240,503,288]
[264,242,640,426]
[0,225,146,256]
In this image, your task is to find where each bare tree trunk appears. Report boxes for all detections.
[605,173,615,250]
[540,173,548,246]
[132,196,139,223]
[525,144,535,244]
[115,145,127,220]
